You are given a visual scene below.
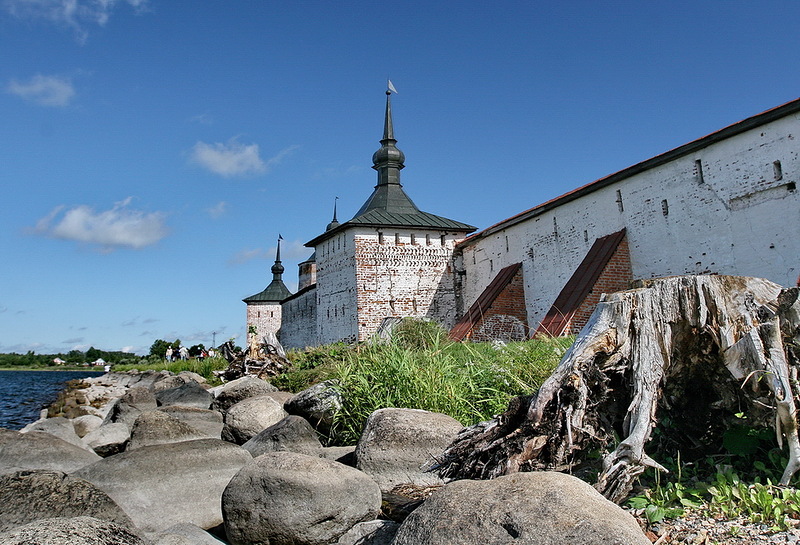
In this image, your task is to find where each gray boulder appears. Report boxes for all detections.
[73,414,104,438]
[354,408,462,491]
[157,406,224,438]
[178,371,207,384]
[334,520,399,545]
[242,415,323,457]
[151,374,188,393]
[101,399,143,430]
[264,390,295,406]
[21,416,92,451]
[0,516,146,545]
[392,471,651,545]
[221,395,287,445]
[83,422,130,457]
[155,381,213,409]
[120,385,159,410]
[150,523,226,545]
[73,438,253,534]
[284,380,343,432]
[0,428,100,474]
[212,376,278,412]
[222,451,381,545]
[0,470,134,532]
[321,445,356,466]
[127,410,208,450]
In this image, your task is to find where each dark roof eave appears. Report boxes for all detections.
[281,283,316,303]
[457,96,800,248]
[305,219,477,247]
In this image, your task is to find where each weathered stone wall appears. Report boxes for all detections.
[315,231,359,345]
[459,111,800,332]
[246,302,282,343]
[353,229,463,341]
[279,287,317,349]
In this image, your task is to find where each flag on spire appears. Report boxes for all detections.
[387,79,398,94]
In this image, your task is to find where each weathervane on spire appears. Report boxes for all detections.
[387,79,398,95]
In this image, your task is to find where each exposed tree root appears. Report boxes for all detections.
[437,276,800,503]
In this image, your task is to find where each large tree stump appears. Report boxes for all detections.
[437,275,800,503]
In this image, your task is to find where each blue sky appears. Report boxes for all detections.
[2,1,799,355]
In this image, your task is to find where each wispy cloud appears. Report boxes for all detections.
[228,247,268,266]
[206,200,228,219]
[7,74,75,107]
[2,0,149,43]
[228,238,310,266]
[189,139,297,178]
[32,197,169,251]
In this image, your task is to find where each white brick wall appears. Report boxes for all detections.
[280,287,317,349]
[246,302,282,342]
[459,111,800,332]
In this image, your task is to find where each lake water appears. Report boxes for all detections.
[0,370,104,430]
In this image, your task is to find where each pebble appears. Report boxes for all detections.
[629,508,800,544]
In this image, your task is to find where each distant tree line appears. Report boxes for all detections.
[0,346,146,368]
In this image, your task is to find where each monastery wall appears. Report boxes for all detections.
[458,111,800,332]
[353,228,463,341]
[280,287,317,349]
[315,231,359,345]
[245,302,282,341]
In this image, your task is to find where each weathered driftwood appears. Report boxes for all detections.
[437,275,800,503]
[216,333,290,382]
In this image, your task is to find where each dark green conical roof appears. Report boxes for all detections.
[306,90,475,247]
[243,237,292,303]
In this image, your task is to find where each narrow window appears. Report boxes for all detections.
[489,259,493,272]
[378,232,384,244]
[395,233,400,245]
[553,216,558,236]
[695,159,704,184]
[661,199,669,216]
[270,311,274,318]
[584,230,588,242]
[411,234,416,245]
[616,190,624,212]
[774,160,783,181]
[505,236,509,252]
[440,234,446,246]
[426,234,431,245]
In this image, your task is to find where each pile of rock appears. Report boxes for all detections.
[0,370,650,544]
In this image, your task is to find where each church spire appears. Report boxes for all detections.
[271,235,284,279]
[326,197,340,231]
[372,89,405,186]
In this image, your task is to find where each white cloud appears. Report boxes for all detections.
[189,139,298,178]
[7,74,75,107]
[206,200,228,219]
[3,0,149,43]
[33,197,169,251]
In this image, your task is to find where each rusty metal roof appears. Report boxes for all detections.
[449,263,523,341]
[535,229,626,336]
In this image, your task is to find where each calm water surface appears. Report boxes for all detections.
[0,370,103,430]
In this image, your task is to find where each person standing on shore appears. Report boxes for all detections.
[165,347,173,362]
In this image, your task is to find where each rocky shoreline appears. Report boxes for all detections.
[0,369,795,544]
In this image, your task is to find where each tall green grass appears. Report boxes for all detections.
[327,319,573,444]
